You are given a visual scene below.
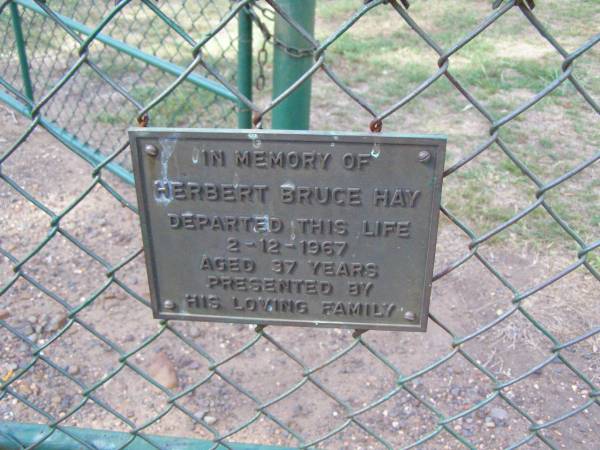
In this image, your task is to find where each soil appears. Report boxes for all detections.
[0,102,599,450]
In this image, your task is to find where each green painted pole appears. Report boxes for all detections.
[271,0,315,130]
[10,1,34,102]
[237,4,253,128]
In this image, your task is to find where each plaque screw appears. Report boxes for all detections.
[163,299,176,310]
[144,144,159,157]
[418,150,431,163]
[404,311,417,322]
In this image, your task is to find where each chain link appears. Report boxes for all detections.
[246,1,315,91]
[0,0,598,449]
[256,39,268,91]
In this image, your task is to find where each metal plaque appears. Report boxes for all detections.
[129,128,446,331]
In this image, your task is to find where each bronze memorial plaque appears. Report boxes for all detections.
[129,128,445,331]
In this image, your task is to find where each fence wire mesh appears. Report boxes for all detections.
[0,0,240,169]
[0,0,599,449]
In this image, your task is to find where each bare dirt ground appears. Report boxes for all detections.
[0,101,599,450]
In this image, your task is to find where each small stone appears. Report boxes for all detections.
[47,313,68,332]
[20,324,34,336]
[484,418,496,428]
[193,409,207,421]
[68,365,80,376]
[490,407,509,426]
[60,396,73,410]
[0,309,9,320]
[462,427,474,437]
[392,421,400,429]
[190,328,203,338]
[204,415,217,425]
[18,383,32,396]
[28,315,38,324]
[126,410,136,419]
[147,352,178,389]
[475,408,487,420]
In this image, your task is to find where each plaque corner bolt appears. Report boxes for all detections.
[144,144,159,157]
[404,311,417,322]
[163,299,176,311]
[418,150,431,163]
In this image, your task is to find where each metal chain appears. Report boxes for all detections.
[256,39,267,90]
[247,2,314,90]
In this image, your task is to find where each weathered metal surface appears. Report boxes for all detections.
[129,128,445,330]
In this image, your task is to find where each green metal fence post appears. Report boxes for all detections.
[10,1,34,102]
[237,4,253,128]
[271,0,315,130]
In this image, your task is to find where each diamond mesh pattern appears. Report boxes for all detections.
[0,0,598,449]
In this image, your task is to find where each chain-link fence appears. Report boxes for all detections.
[1,0,599,449]
[1,0,243,175]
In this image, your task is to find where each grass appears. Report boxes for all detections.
[3,0,597,263]
[94,82,227,128]
[312,0,599,260]
[2,0,240,136]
